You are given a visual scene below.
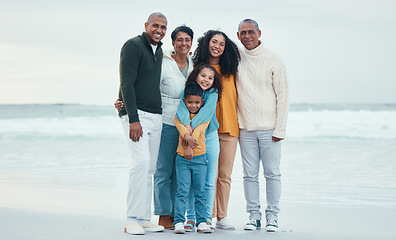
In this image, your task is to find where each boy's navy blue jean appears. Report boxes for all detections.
[173,154,207,226]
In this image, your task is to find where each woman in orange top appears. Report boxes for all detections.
[186,30,240,230]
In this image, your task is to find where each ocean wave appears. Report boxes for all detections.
[0,110,395,140]
[0,116,124,138]
[287,110,396,140]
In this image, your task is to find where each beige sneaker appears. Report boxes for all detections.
[124,221,145,235]
[140,221,165,232]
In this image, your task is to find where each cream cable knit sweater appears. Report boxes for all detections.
[236,43,289,138]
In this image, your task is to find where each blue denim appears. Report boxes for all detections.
[173,154,207,226]
[186,130,219,221]
[153,124,179,217]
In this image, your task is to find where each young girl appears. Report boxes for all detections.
[184,30,241,231]
[175,64,222,232]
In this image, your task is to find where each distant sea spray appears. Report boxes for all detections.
[288,109,396,140]
[0,103,395,141]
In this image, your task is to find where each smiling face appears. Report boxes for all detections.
[172,31,192,56]
[195,67,215,91]
[237,21,261,50]
[144,15,167,45]
[208,34,225,60]
[183,95,204,114]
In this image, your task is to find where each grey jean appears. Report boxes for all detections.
[239,129,281,221]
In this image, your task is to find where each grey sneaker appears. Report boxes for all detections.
[266,219,278,232]
[244,219,261,230]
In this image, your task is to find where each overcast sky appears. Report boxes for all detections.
[1,0,395,104]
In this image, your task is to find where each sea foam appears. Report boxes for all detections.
[1,110,395,140]
[287,110,396,140]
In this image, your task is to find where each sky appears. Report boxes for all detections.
[0,0,395,104]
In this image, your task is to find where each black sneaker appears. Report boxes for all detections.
[244,219,261,230]
[266,220,278,232]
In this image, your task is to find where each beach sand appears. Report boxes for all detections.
[1,169,395,240]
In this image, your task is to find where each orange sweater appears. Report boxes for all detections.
[212,65,239,137]
[175,114,210,157]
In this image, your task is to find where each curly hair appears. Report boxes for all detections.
[185,64,222,100]
[192,30,241,78]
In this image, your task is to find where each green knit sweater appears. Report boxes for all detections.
[118,32,163,123]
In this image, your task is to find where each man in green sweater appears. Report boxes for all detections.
[118,12,167,235]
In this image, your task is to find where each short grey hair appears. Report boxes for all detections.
[238,19,259,31]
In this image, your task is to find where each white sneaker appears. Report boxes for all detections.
[197,222,212,233]
[244,219,261,230]
[216,218,235,230]
[139,221,164,232]
[173,222,185,234]
[124,221,145,235]
[266,219,278,232]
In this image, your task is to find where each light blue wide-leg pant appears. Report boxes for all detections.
[153,123,179,217]
[186,130,219,222]
[239,129,281,221]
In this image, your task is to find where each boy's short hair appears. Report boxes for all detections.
[184,81,203,99]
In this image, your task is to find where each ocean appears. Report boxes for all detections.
[0,103,395,209]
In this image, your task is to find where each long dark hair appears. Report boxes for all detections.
[186,64,222,99]
[192,30,240,78]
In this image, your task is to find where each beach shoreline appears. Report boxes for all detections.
[1,171,395,240]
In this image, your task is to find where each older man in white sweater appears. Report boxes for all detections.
[236,19,289,232]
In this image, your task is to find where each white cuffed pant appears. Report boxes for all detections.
[120,110,162,221]
[239,129,281,221]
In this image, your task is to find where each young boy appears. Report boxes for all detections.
[173,81,212,234]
